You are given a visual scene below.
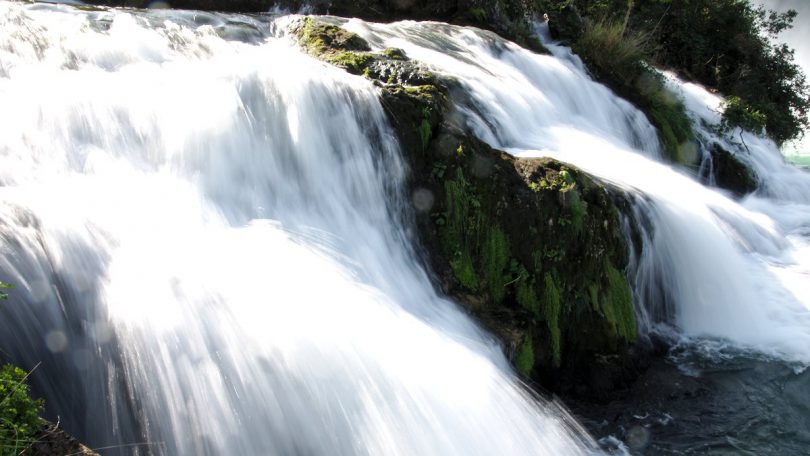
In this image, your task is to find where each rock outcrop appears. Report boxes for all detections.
[292,18,646,399]
[30,420,99,456]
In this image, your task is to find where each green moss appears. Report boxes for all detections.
[450,253,478,291]
[567,190,587,233]
[542,272,562,367]
[324,51,375,74]
[0,365,43,455]
[295,18,374,75]
[647,93,695,165]
[603,263,636,342]
[382,47,407,60]
[419,118,432,151]
[517,278,540,316]
[515,335,535,377]
[468,7,488,22]
[443,169,483,290]
[297,17,370,55]
[443,169,470,252]
[482,225,510,304]
[588,283,599,311]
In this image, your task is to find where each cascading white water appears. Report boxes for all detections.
[0,3,597,454]
[343,18,810,363]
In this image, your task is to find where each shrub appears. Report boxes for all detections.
[721,95,767,136]
[0,365,44,455]
[542,0,809,145]
[575,18,651,85]
[572,17,696,163]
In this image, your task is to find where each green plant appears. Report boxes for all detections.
[443,169,482,290]
[720,95,768,152]
[551,0,809,144]
[482,226,510,304]
[0,283,10,301]
[543,273,562,367]
[419,107,432,151]
[603,264,636,342]
[722,96,767,134]
[516,276,540,316]
[575,18,652,85]
[515,336,535,377]
[567,190,587,233]
[0,365,44,455]
[382,47,406,60]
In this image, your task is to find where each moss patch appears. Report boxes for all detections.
[603,263,636,342]
[515,335,535,377]
[294,17,375,75]
[543,272,562,367]
[482,226,510,304]
[300,16,645,398]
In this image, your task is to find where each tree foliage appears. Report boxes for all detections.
[0,365,43,455]
[539,0,810,144]
[0,285,44,454]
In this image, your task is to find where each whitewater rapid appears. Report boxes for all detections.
[0,3,595,455]
[344,18,810,364]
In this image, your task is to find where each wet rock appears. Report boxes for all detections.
[30,420,99,456]
[707,143,758,197]
[546,4,584,43]
[276,17,647,400]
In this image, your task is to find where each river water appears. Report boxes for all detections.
[0,1,809,454]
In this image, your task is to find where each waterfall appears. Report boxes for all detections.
[343,19,810,363]
[0,3,595,455]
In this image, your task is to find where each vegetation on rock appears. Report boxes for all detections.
[291,18,644,397]
[704,143,759,197]
[549,11,697,164]
[540,0,809,146]
[82,0,808,146]
[0,286,45,456]
[0,365,44,455]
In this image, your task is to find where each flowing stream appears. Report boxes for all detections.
[0,3,594,455]
[342,15,810,453]
[1,1,810,454]
[344,17,810,364]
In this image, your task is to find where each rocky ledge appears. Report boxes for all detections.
[292,18,649,400]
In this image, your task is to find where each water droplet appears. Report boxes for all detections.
[413,188,434,212]
[45,330,68,353]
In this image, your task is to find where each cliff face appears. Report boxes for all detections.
[293,18,647,399]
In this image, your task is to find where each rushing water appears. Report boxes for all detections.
[342,16,810,454]
[345,17,810,364]
[0,2,596,454]
[2,1,810,454]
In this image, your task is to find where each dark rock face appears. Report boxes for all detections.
[30,420,99,456]
[546,4,584,42]
[402,116,646,400]
[287,18,647,399]
[707,143,758,197]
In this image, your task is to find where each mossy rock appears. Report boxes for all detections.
[291,15,646,400]
[291,18,376,75]
[707,143,758,197]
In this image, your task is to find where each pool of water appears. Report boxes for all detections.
[571,343,810,455]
